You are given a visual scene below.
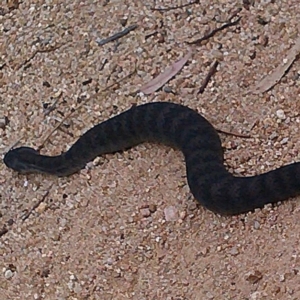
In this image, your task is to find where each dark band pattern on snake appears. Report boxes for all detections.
[4,102,300,215]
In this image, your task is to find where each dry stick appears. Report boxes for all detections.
[43,91,63,116]
[151,0,199,11]
[22,186,53,221]
[96,24,138,46]
[38,67,137,151]
[216,128,251,139]
[198,59,219,94]
[187,16,241,45]
[17,43,64,70]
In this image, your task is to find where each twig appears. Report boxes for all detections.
[198,59,219,94]
[21,186,53,221]
[43,91,63,116]
[99,58,108,71]
[96,24,138,46]
[187,15,241,45]
[216,128,251,139]
[38,66,137,151]
[151,0,199,11]
[17,43,64,70]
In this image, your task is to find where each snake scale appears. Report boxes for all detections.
[3,102,300,215]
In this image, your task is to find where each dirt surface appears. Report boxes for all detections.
[1,1,300,299]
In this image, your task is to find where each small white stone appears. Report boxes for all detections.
[73,282,82,293]
[276,109,286,120]
[106,257,114,265]
[279,274,285,282]
[229,247,239,256]
[280,137,289,144]
[164,206,178,221]
[70,274,76,281]
[0,117,7,129]
[253,220,260,229]
[67,281,73,291]
[4,269,14,279]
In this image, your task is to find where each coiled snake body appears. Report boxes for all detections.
[4,102,300,215]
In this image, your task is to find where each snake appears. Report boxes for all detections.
[3,102,300,215]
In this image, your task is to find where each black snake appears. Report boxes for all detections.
[3,102,300,215]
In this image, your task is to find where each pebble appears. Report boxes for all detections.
[0,117,8,129]
[179,211,187,220]
[276,109,286,120]
[148,204,157,213]
[36,202,47,214]
[73,282,82,293]
[1,1,299,299]
[245,270,263,284]
[187,201,198,211]
[269,132,278,140]
[140,208,151,217]
[164,206,178,221]
[250,291,264,300]
[280,137,289,144]
[253,220,260,229]
[229,247,239,256]
[4,269,14,279]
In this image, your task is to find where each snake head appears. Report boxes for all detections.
[3,147,40,174]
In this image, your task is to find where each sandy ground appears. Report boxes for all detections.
[1,1,300,299]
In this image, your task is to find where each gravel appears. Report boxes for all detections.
[1,0,300,299]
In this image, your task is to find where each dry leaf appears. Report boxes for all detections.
[140,50,193,94]
[253,36,300,94]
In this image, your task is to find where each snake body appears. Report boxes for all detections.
[4,102,300,215]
